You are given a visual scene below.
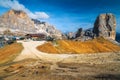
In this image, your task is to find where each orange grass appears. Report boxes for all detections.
[0,43,23,65]
[37,37,120,54]
[37,42,59,53]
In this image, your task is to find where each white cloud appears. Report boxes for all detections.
[28,12,49,19]
[0,0,49,19]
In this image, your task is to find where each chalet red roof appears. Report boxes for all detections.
[26,34,46,37]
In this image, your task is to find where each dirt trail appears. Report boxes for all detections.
[14,41,72,62]
[14,40,120,64]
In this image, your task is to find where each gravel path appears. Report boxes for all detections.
[14,40,120,64]
[14,41,72,62]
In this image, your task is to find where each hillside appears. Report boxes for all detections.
[37,37,120,54]
[0,43,23,65]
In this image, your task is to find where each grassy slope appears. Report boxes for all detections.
[0,43,23,65]
[37,37,120,54]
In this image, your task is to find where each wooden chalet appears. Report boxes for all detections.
[25,33,46,40]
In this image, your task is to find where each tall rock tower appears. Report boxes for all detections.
[93,13,116,40]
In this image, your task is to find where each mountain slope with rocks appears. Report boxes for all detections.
[0,10,35,33]
[0,9,62,39]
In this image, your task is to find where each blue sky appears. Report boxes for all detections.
[0,0,120,33]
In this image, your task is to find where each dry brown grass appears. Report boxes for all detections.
[0,43,23,65]
[37,37,120,54]
[37,42,59,53]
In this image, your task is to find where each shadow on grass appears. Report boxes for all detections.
[94,74,120,80]
[0,78,3,80]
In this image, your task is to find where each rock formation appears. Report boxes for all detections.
[75,28,83,38]
[74,28,93,41]
[66,32,75,39]
[71,13,116,41]
[0,10,35,33]
[63,13,117,41]
[93,13,116,40]
[32,19,62,39]
[0,9,62,39]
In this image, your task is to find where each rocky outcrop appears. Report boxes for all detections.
[0,9,62,39]
[61,34,67,40]
[75,28,83,38]
[0,10,35,33]
[65,13,117,41]
[93,13,116,40]
[74,28,93,41]
[66,32,75,39]
[32,19,62,39]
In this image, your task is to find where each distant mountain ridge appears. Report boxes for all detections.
[0,9,62,39]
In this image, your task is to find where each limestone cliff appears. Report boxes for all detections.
[0,9,62,39]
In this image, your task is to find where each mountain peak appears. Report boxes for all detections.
[4,9,28,19]
[0,10,62,39]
